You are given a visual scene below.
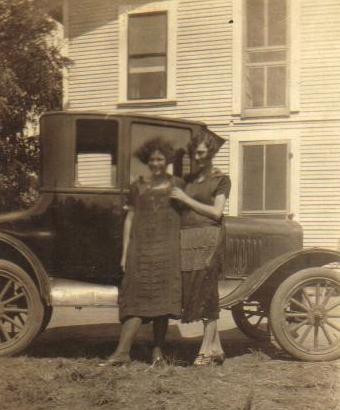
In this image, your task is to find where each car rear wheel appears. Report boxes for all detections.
[0,260,44,356]
[231,301,271,340]
[270,267,340,361]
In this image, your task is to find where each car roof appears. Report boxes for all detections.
[41,111,206,127]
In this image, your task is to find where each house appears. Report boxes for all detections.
[60,0,340,250]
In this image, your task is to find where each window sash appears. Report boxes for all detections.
[240,142,289,215]
[244,0,288,113]
[127,12,168,100]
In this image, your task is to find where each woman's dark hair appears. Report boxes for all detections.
[135,137,175,164]
[187,129,224,159]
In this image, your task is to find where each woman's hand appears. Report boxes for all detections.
[170,187,190,204]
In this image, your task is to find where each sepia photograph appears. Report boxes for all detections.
[0,0,340,409]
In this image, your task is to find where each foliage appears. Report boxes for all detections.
[0,0,66,211]
[0,135,40,211]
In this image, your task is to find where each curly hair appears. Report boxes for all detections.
[187,128,224,159]
[135,137,175,165]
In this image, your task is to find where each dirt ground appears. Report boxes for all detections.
[1,312,340,410]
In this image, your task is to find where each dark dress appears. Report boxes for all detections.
[119,175,183,323]
[180,167,231,323]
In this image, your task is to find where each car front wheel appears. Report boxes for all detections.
[0,260,44,356]
[270,267,340,361]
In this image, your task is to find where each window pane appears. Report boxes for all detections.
[76,120,118,187]
[246,0,265,47]
[128,13,167,55]
[267,66,286,106]
[268,0,287,46]
[242,145,264,211]
[248,50,286,63]
[128,71,166,99]
[265,144,287,210]
[130,123,192,181]
[246,67,265,108]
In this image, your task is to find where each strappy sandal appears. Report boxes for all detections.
[193,354,213,367]
[193,353,225,367]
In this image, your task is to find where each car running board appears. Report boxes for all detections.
[49,278,119,307]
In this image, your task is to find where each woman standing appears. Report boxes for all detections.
[170,130,231,366]
[105,137,182,365]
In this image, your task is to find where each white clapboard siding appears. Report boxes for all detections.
[300,0,340,117]
[299,125,340,250]
[76,153,113,187]
[66,0,340,249]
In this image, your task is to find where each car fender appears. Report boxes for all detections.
[219,247,340,309]
[0,232,50,304]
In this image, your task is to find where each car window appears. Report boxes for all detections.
[75,120,118,187]
[130,122,192,182]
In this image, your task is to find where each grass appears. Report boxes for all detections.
[0,327,339,410]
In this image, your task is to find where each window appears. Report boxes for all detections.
[75,120,118,188]
[128,13,167,100]
[119,2,176,105]
[130,123,192,182]
[240,142,289,218]
[244,0,288,116]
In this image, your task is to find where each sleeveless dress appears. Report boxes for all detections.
[180,168,231,323]
[119,175,183,322]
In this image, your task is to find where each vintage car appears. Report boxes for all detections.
[0,111,339,361]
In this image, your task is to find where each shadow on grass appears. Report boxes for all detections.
[26,323,289,364]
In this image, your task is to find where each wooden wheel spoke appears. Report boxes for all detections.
[290,298,309,312]
[0,279,13,301]
[325,320,340,333]
[289,318,309,334]
[2,314,24,331]
[298,324,313,345]
[3,292,25,305]
[322,287,335,307]
[17,314,26,325]
[302,288,313,308]
[326,301,340,313]
[321,323,334,346]
[314,324,320,350]
[254,315,264,328]
[0,323,10,341]
[4,307,28,314]
[285,312,308,318]
[315,283,321,306]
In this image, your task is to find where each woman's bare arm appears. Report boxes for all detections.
[121,209,134,271]
[170,187,226,222]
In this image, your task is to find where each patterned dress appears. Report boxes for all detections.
[180,168,231,323]
[119,175,183,322]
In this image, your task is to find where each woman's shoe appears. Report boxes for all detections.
[151,347,166,367]
[98,354,131,367]
[193,354,212,366]
[193,353,225,367]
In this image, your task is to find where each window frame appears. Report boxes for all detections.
[243,0,289,117]
[73,118,122,190]
[229,130,300,220]
[118,1,177,107]
[239,140,290,218]
[232,0,301,118]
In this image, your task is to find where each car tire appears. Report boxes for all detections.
[270,267,340,361]
[231,301,271,341]
[0,260,44,356]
